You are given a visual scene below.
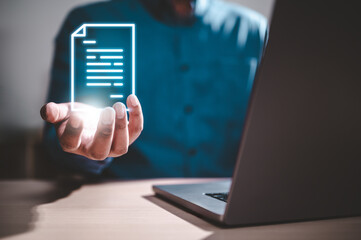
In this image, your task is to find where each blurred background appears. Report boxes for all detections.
[0,0,274,179]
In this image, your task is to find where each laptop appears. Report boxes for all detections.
[153,0,361,226]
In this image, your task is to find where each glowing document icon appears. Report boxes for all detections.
[71,24,135,110]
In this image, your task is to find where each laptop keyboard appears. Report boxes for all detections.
[205,192,229,202]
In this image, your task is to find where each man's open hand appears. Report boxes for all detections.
[40,95,143,160]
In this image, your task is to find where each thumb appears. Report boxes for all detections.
[40,102,71,123]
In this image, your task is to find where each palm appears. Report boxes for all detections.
[41,95,143,160]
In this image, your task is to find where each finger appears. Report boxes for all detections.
[127,94,144,144]
[87,107,115,160]
[40,102,70,123]
[110,102,129,157]
[58,112,83,152]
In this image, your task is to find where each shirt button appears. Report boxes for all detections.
[188,148,197,157]
[179,64,189,72]
[184,105,193,114]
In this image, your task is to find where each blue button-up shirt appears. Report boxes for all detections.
[44,0,268,178]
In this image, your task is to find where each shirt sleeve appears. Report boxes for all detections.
[43,7,113,175]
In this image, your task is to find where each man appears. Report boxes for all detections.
[41,0,268,178]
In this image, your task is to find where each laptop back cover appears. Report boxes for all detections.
[224,0,361,226]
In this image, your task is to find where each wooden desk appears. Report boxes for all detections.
[1,179,361,240]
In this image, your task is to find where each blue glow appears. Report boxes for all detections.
[87,69,123,73]
[86,62,111,66]
[83,40,96,44]
[87,76,123,79]
[87,49,123,52]
[71,23,135,111]
[86,83,111,86]
[100,56,123,59]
